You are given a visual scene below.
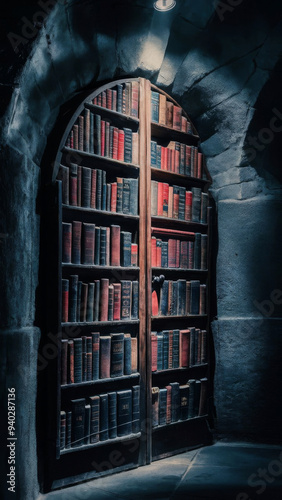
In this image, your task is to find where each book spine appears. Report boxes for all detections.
[108,392,117,439]
[151,334,158,372]
[99,336,111,379]
[71,398,85,447]
[72,221,82,264]
[61,340,68,385]
[94,227,100,265]
[117,390,132,436]
[110,333,124,377]
[62,279,69,323]
[60,411,66,450]
[70,163,78,206]
[99,394,109,441]
[92,332,100,380]
[120,231,132,267]
[159,388,167,426]
[132,385,140,433]
[68,340,74,384]
[100,278,109,321]
[84,404,91,444]
[89,396,100,444]
[165,385,172,424]
[131,281,139,319]
[110,224,121,266]
[170,382,180,422]
[121,280,132,319]
[66,411,72,449]
[179,385,189,421]
[124,334,132,375]
[172,329,180,368]
[152,387,159,427]
[108,284,114,321]
[124,127,132,164]
[86,282,94,322]
[73,337,82,383]
[131,337,138,373]
[62,223,72,263]
[129,178,138,215]
[82,223,95,265]
[113,283,121,321]
[151,91,159,122]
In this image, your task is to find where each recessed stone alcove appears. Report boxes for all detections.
[1,1,282,498]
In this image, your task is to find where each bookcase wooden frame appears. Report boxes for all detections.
[41,77,212,492]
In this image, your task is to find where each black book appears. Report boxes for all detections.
[69,275,78,322]
[189,327,196,366]
[200,234,208,270]
[124,334,132,375]
[194,379,201,418]
[62,222,72,263]
[187,379,196,419]
[177,279,186,316]
[129,178,138,215]
[117,390,132,436]
[84,404,91,444]
[100,336,111,379]
[73,337,82,383]
[71,398,85,447]
[89,395,100,444]
[200,192,208,224]
[157,333,164,371]
[81,336,87,382]
[94,226,101,265]
[94,114,101,156]
[160,280,169,316]
[132,385,140,433]
[60,411,66,450]
[162,330,169,370]
[121,280,132,320]
[86,336,92,381]
[90,111,94,154]
[106,183,111,212]
[76,281,82,322]
[178,186,186,220]
[172,329,179,369]
[92,332,100,380]
[66,411,72,449]
[93,280,100,321]
[159,388,167,426]
[110,333,124,378]
[122,178,130,214]
[100,226,107,266]
[58,165,69,205]
[108,284,114,321]
[194,233,201,270]
[170,382,180,422]
[82,223,95,265]
[161,241,168,267]
[117,84,123,114]
[190,280,200,315]
[101,170,107,211]
[116,177,123,213]
[96,169,103,210]
[131,281,139,319]
[86,282,94,322]
[120,231,132,267]
[171,281,178,316]
[191,187,201,223]
[124,127,132,163]
[179,385,189,421]
[152,387,159,427]
[81,166,91,208]
[99,394,109,441]
[108,392,117,439]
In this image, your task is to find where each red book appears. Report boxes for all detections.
[101,91,106,108]
[113,283,121,320]
[185,145,192,176]
[175,239,180,268]
[151,237,157,267]
[168,239,176,268]
[157,182,163,216]
[152,290,159,317]
[72,221,82,264]
[73,124,79,150]
[112,89,117,111]
[156,239,162,267]
[70,163,78,206]
[82,223,95,265]
[167,148,172,172]
[68,340,74,384]
[170,149,175,173]
[193,147,198,177]
[161,147,168,171]
[69,130,74,149]
[99,336,111,378]
[106,88,112,110]
[90,169,97,209]
[180,240,188,268]
[151,334,158,372]
[174,149,180,174]
[110,182,117,212]
[197,152,203,179]
[62,223,72,263]
[97,93,102,106]
[110,225,121,266]
[100,278,109,321]
[78,115,84,151]
[93,96,98,105]
[165,385,172,424]
[179,329,190,367]
[181,116,187,132]
[112,127,119,160]
[101,120,105,157]
[168,186,173,218]
[162,183,169,217]
[131,243,138,267]
[151,227,194,237]
[117,130,124,162]
[173,105,182,130]
[77,166,82,207]
[62,279,69,322]
[185,191,192,221]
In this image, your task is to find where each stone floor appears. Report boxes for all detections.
[40,442,282,500]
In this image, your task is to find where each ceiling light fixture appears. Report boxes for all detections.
[154,0,176,12]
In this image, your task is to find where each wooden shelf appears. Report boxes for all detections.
[62,147,140,172]
[151,122,199,146]
[62,264,140,272]
[151,364,208,375]
[60,432,142,455]
[61,372,140,389]
[62,204,139,220]
[152,267,208,273]
[151,215,208,231]
[152,415,208,433]
[62,319,140,327]
[85,102,139,127]
[151,314,207,320]
[151,167,210,186]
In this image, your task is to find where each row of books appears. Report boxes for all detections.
[66,112,139,165]
[60,386,140,450]
[152,279,206,317]
[62,278,139,323]
[62,222,138,267]
[151,328,207,372]
[58,165,139,215]
[152,378,208,427]
[151,182,208,223]
[61,332,138,385]
[93,81,139,118]
[151,140,203,179]
[151,233,207,270]
[151,91,193,134]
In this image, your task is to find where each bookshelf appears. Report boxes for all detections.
[42,77,212,490]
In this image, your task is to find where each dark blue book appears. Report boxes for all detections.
[124,334,132,375]
[108,392,117,439]
[129,178,138,215]
[194,328,199,365]
[201,234,208,270]
[117,390,132,436]
[100,227,107,266]
[94,226,101,265]
[179,385,189,421]
[116,177,123,213]
[92,332,100,380]
[71,398,85,447]
[110,333,124,377]
[161,241,168,267]
[160,280,169,316]
[101,170,107,211]
[131,281,139,319]
[124,127,132,163]
[194,233,201,270]
[172,329,179,368]
[99,394,109,441]
[132,385,140,433]
[96,169,103,210]
[81,336,87,382]
[189,327,196,366]
[94,114,101,156]
[77,281,82,322]
[177,279,186,316]
[60,411,66,450]
[156,145,162,169]
[81,166,91,208]
[192,187,201,223]
[122,178,130,214]
[190,280,200,315]
[157,333,164,371]
[84,404,91,444]
[121,280,132,319]
[86,283,94,322]
[159,388,167,426]
[170,382,180,422]
[106,183,111,212]
[200,192,208,224]
[90,111,94,154]
[108,284,114,321]
[94,279,100,321]
[89,395,99,443]
[179,143,185,175]
[86,336,92,381]
[66,411,72,449]
[171,281,178,316]
[72,221,82,264]
[73,337,82,383]
[120,231,132,267]
[162,330,170,370]
[69,275,78,322]
[187,379,196,419]
[151,140,157,167]
[117,84,123,113]
[178,186,186,220]
[151,91,159,122]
